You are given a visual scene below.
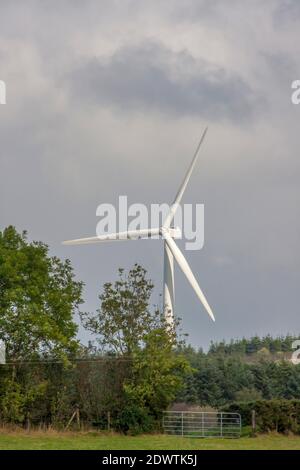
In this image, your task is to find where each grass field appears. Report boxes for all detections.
[0,430,300,450]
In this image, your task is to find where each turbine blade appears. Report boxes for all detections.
[63,228,160,246]
[163,127,208,229]
[164,233,215,322]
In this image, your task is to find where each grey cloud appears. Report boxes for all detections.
[273,0,300,25]
[69,42,259,122]
[0,1,299,350]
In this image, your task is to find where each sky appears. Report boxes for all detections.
[0,0,299,349]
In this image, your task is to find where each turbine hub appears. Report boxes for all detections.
[160,226,182,239]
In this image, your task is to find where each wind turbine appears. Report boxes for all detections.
[63,127,215,327]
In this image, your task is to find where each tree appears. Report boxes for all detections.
[81,264,164,355]
[124,328,191,419]
[0,226,83,362]
[0,226,84,424]
[81,264,189,432]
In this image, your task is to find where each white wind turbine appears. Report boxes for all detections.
[63,127,215,327]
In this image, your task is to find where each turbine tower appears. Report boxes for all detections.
[63,127,215,327]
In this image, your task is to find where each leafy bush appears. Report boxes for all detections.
[222,399,300,434]
[114,404,156,435]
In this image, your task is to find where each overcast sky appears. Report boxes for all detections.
[0,0,299,349]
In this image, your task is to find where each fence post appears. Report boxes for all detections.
[202,412,204,437]
[220,412,223,437]
[251,410,256,436]
[181,412,184,436]
[76,407,80,430]
[107,411,111,432]
[65,410,76,431]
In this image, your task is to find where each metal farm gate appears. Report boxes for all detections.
[163,411,241,438]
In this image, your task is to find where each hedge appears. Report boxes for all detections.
[221,399,300,434]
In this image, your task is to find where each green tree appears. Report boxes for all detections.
[124,328,191,419]
[0,226,83,361]
[0,226,84,424]
[82,264,189,432]
[81,264,163,355]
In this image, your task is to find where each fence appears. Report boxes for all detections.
[162,411,241,438]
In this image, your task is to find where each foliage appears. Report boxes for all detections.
[81,264,189,433]
[209,334,299,357]
[222,399,300,434]
[114,404,156,435]
[0,226,83,361]
[177,346,300,407]
[81,264,164,355]
[0,226,84,426]
[0,375,47,423]
[82,264,188,433]
[235,387,263,402]
[124,328,191,421]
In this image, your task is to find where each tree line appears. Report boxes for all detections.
[177,345,300,407]
[208,334,298,356]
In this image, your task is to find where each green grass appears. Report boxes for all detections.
[0,430,300,450]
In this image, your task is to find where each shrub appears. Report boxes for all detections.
[222,399,300,434]
[114,404,156,435]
